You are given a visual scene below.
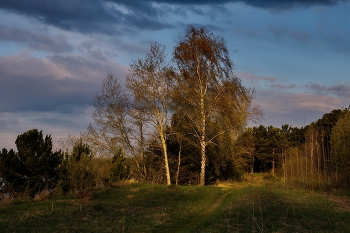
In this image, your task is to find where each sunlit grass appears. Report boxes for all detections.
[1,175,350,232]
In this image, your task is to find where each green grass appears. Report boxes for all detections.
[196,186,350,232]
[1,176,350,232]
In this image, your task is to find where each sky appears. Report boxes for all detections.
[0,0,349,150]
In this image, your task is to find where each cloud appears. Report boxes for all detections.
[1,73,93,113]
[290,30,311,42]
[268,26,312,42]
[152,0,348,9]
[151,0,346,8]
[260,93,341,114]
[0,0,172,35]
[0,0,117,33]
[0,25,74,53]
[328,85,350,97]
[271,83,297,89]
[237,71,277,83]
[87,49,108,61]
[237,0,347,9]
[0,53,128,149]
[0,54,128,113]
[255,91,347,127]
[0,0,347,36]
[304,83,350,98]
[0,110,93,150]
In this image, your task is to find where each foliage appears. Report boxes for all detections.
[82,26,258,186]
[173,25,258,185]
[59,140,96,197]
[233,128,255,173]
[110,150,129,182]
[252,125,282,173]
[162,114,246,185]
[58,137,129,197]
[331,110,350,188]
[316,108,345,157]
[280,108,350,190]
[126,42,173,185]
[0,129,62,196]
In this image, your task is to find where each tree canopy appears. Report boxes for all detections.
[0,129,62,196]
[173,26,258,185]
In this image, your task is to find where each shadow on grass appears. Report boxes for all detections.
[1,183,350,232]
[195,185,350,233]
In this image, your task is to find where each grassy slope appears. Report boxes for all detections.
[1,175,350,233]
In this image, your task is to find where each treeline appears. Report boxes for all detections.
[243,108,350,190]
[0,130,128,198]
[1,107,348,199]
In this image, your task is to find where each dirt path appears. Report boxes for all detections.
[174,190,232,233]
[327,194,350,212]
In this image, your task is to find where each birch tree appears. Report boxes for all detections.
[87,74,147,180]
[173,26,257,185]
[126,43,173,185]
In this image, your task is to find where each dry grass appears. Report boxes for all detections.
[327,194,350,212]
[33,189,55,201]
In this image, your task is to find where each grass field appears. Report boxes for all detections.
[1,174,350,232]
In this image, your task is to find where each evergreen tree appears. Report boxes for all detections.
[0,129,62,196]
[59,140,95,196]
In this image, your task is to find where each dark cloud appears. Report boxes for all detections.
[0,72,94,113]
[305,83,350,98]
[305,83,326,92]
[150,0,347,8]
[34,116,80,128]
[150,0,346,6]
[0,0,171,35]
[88,49,108,61]
[0,54,127,114]
[0,0,117,33]
[328,85,350,97]
[0,25,74,53]
[0,0,347,35]
[268,26,312,42]
[237,0,346,9]
[271,83,297,89]
[0,53,128,149]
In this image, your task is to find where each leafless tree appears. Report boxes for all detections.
[86,74,147,180]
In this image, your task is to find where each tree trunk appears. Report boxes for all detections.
[160,132,171,185]
[176,142,182,185]
[200,138,206,186]
[199,92,206,186]
[272,148,275,174]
